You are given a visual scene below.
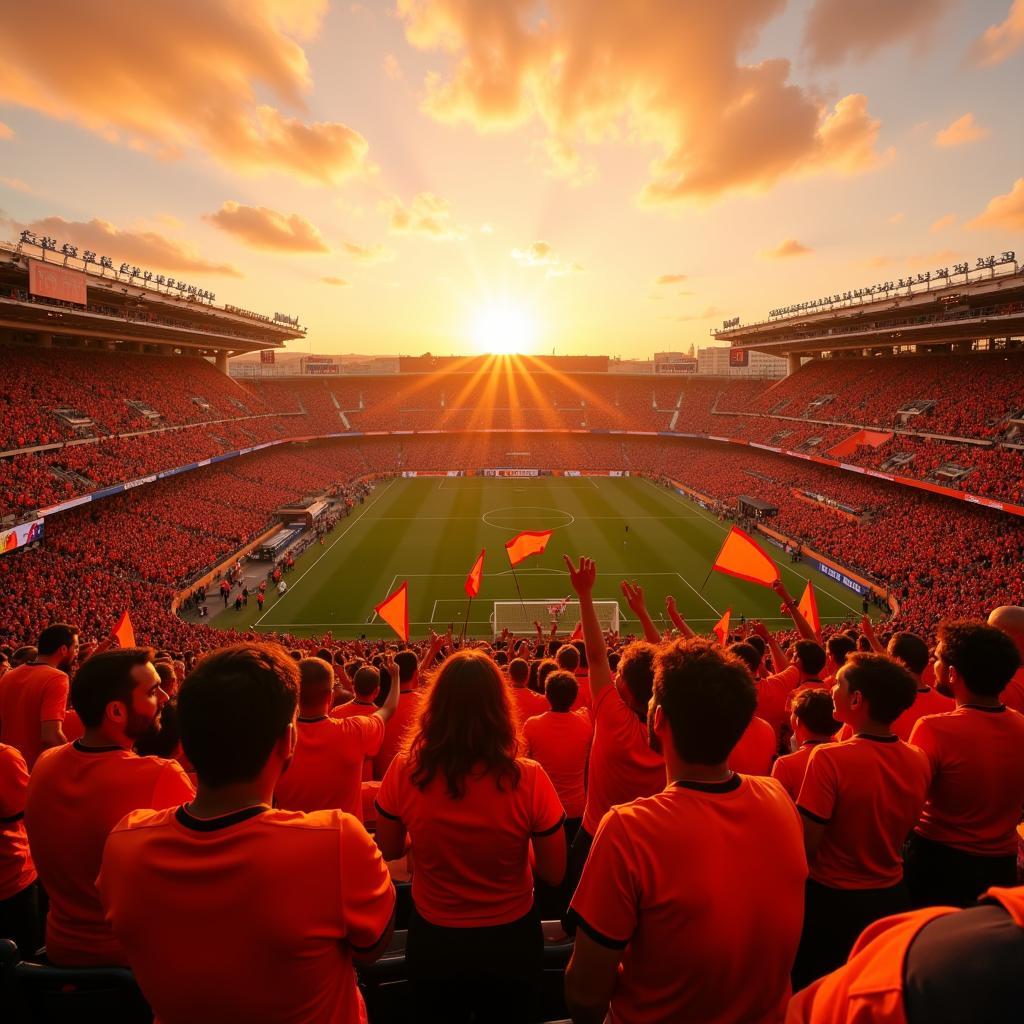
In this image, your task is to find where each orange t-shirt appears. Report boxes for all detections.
[98,805,394,1024]
[797,735,931,889]
[770,740,829,802]
[373,689,421,780]
[1002,668,1024,715]
[0,742,36,901]
[729,715,776,776]
[24,742,195,965]
[910,705,1024,856]
[274,714,384,821]
[510,685,547,726]
[571,775,807,1024]
[582,684,665,835]
[62,708,85,743]
[522,710,593,818]
[891,686,954,742]
[376,753,563,928]
[331,700,378,720]
[0,663,68,768]
[756,665,801,739]
[572,671,593,711]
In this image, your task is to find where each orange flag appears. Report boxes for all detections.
[711,527,780,588]
[375,581,409,642]
[569,621,583,641]
[465,548,485,598]
[798,581,822,639]
[505,530,553,567]
[712,608,731,645]
[112,610,136,648]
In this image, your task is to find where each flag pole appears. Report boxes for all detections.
[698,567,714,595]
[460,596,473,644]
[509,563,529,619]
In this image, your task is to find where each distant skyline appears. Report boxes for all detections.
[1,1,1022,357]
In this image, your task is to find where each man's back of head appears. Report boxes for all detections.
[887,632,930,679]
[298,657,334,713]
[556,644,580,673]
[936,621,1021,700]
[794,640,827,679]
[987,606,1024,660]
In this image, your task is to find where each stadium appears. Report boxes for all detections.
[2,4,1024,1023]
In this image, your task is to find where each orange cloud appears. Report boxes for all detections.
[760,238,813,259]
[0,177,32,193]
[322,276,349,286]
[343,241,396,264]
[0,1,369,185]
[0,122,12,140]
[934,113,989,148]
[970,0,1024,67]
[802,0,950,65]
[399,1,890,203]
[384,192,466,240]
[967,178,1024,231]
[204,201,329,252]
[20,216,241,276]
[511,240,582,277]
[655,274,688,285]
[929,213,956,234]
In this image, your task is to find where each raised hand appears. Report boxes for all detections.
[563,554,597,597]
[620,580,647,616]
[665,594,677,615]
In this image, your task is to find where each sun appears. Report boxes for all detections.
[470,302,538,355]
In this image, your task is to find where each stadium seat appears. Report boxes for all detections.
[0,939,151,1024]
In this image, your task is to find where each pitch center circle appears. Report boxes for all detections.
[482,506,575,530]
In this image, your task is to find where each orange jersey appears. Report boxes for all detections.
[24,742,194,965]
[98,805,394,1024]
[373,689,421,780]
[910,705,1024,856]
[522,710,593,818]
[582,684,665,835]
[797,736,931,889]
[756,666,802,739]
[331,700,378,720]
[572,775,807,1024]
[510,684,547,726]
[274,715,384,820]
[730,715,776,776]
[891,687,954,743]
[1002,667,1024,715]
[376,753,563,928]
[771,740,829,803]
[62,708,85,743]
[0,742,35,901]
[0,662,68,768]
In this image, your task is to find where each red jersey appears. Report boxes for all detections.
[510,685,547,726]
[331,700,377,720]
[376,753,563,928]
[910,705,1024,855]
[522,710,593,818]
[582,684,664,835]
[771,740,829,802]
[0,662,68,768]
[797,736,931,889]
[0,742,35,901]
[571,775,807,1024]
[891,687,954,743]
[24,742,194,965]
[1002,668,1024,715]
[373,689,421,780]
[98,805,394,1024]
[729,715,776,776]
[274,715,384,821]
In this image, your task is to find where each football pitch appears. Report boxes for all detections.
[241,476,871,640]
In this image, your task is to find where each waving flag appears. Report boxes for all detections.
[465,549,485,598]
[112,610,136,648]
[711,527,779,588]
[375,581,409,642]
[712,608,732,645]
[798,581,822,640]
[505,530,553,567]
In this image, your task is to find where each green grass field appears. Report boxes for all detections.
[234,476,871,640]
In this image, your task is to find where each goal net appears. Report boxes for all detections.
[491,599,620,638]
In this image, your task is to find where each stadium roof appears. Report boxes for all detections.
[714,255,1024,359]
[0,239,304,357]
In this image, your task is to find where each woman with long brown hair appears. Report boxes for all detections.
[375,649,566,1023]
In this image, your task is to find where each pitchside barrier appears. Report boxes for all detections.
[491,600,621,638]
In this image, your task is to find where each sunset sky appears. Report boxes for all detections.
[1,0,1022,358]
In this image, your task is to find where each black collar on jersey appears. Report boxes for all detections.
[73,741,123,754]
[960,704,1006,713]
[297,715,328,723]
[351,700,377,707]
[853,733,899,742]
[176,804,269,832]
[672,773,741,794]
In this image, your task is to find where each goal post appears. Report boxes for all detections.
[491,599,620,638]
